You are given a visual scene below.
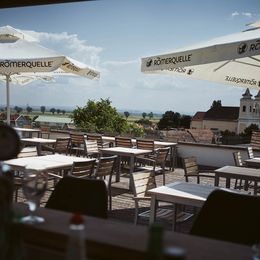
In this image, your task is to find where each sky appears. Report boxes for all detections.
[0,0,260,115]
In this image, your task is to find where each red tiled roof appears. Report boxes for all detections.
[204,106,239,121]
[192,112,206,121]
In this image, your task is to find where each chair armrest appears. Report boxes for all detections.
[133,196,151,201]
[48,173,63,179]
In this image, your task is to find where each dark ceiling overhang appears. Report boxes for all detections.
[0,0,93,9]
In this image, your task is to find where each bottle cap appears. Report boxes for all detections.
[70,213,84,225]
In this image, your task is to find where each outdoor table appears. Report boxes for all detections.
[4,154,91,173]
[244,157,260,168]
[100,147,152,188]
[214,165,260,195]
[102,136,177,170]
[14,127,41,138]
[148,181,231,230]
[21,137,56,155]
[12,203,252,260]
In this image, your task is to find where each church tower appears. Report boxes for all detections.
[237,88,260,133]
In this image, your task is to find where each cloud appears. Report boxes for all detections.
[230,11,253,19]
[25,30,103,68]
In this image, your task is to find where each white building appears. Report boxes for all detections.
[237,88,260,133]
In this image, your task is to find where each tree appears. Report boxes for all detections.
[211,100,222,108]
[157,111,175,130]
[148,112,153,120]
[40,106,46,114]
[241,124,259,137]
[142,112,147,119]
[26,106,32,113]
[180,115,192,129]
[14,106,22,113]
[50,108,56,114]
[57,109,61,114]
[62,110,66,115]
[157,111,188,130]
[124,111,130,119]
[71,98,128,134]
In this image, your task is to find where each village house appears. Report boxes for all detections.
[190,88,260,134]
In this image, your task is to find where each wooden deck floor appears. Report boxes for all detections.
[16,167,222,233]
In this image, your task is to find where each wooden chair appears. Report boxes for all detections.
[69,159,96,178]
[190,189,260,245]
[69,132,87,157]
[46,176,108,219]
[87,133,110,148]
[42,138,70,155]
[232,151,246,189]
[130,171,174,225]
[247,146,254,159]
[182,156,215,184]
[136,147,170,185]
[95,155,117,210]
[40,126,50,139]
[86,140,101,158]
[136,138,155,150]
[115,136,133,148]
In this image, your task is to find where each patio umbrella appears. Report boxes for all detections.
[141,22,260,89]
[0,25,100,124]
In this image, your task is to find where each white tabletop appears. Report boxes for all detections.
[148,181,219,208]
[21,138,56,144]
[14,127,41,132]
[100,147,152,156]
[5,154,91,172]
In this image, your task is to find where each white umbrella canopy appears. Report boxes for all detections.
[0,25,100,124]
[141,22,260,89]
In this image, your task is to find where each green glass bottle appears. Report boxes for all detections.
[146,223,164,260]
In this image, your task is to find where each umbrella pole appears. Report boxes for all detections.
[6,75,10,125]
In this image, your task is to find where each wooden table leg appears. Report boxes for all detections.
[149,195,158,225]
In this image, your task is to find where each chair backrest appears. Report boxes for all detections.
[182,156,199,177]
[87,134,103,148]
[136,139,154,150]
[70,159,96,178]
[45,176,108,218]
[70,132,85,146]
[232,151,244,167]
[54,138,70,155]
[155,147,170,165]
[250,131,260,149]
[190,189,260,245]
[95,155,117,179]
[115,136,133,148]
[247,146,254,159]
[40,126,50,138]
[86,141,100,156]
[131,171,156,198]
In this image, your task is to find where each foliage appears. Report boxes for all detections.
[71,98,128,134]
[221,129,236,136]
[14,106,23,113]
[148,112,153,120]
[26,106,32,113]
[240,124,259,137]
[135,118,152,126]
[126,122,144,137]
[211,100,222,108]
[40,106,46,114]
[124,111,130,119]
[142,112,147,119]
[50,108,56,114]
[57,109,61,114]
[180,115,192,129]
[62,110,66,115]
[157,110,191,130]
